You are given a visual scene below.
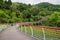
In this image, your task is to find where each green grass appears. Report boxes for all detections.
[18,26,60,40]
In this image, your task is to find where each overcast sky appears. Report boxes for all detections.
[11,0,60,4]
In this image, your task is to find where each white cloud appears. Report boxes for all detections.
[11,0,60,4]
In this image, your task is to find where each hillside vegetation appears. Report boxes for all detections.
[0,0,60,27]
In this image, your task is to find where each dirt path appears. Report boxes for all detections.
[0,26,37,40]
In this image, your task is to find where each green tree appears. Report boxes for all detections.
[0,10,10,23]
[48,12,60,26]
[4,0,12,9]
[30,6,40,16]
[8,0,12,5]
[0,0,3,8]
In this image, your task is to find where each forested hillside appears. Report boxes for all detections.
[0,0,60,27]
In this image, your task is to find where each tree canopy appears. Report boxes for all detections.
[0,1,60,27]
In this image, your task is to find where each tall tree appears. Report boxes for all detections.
[8,0,12,6]
[4,0,12,9]
[0,0,3,8]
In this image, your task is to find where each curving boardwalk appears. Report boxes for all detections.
[0,26,37,40]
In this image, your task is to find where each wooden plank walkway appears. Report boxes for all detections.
[0,26,37,40]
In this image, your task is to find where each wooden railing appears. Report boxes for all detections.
[17,24,60,40]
